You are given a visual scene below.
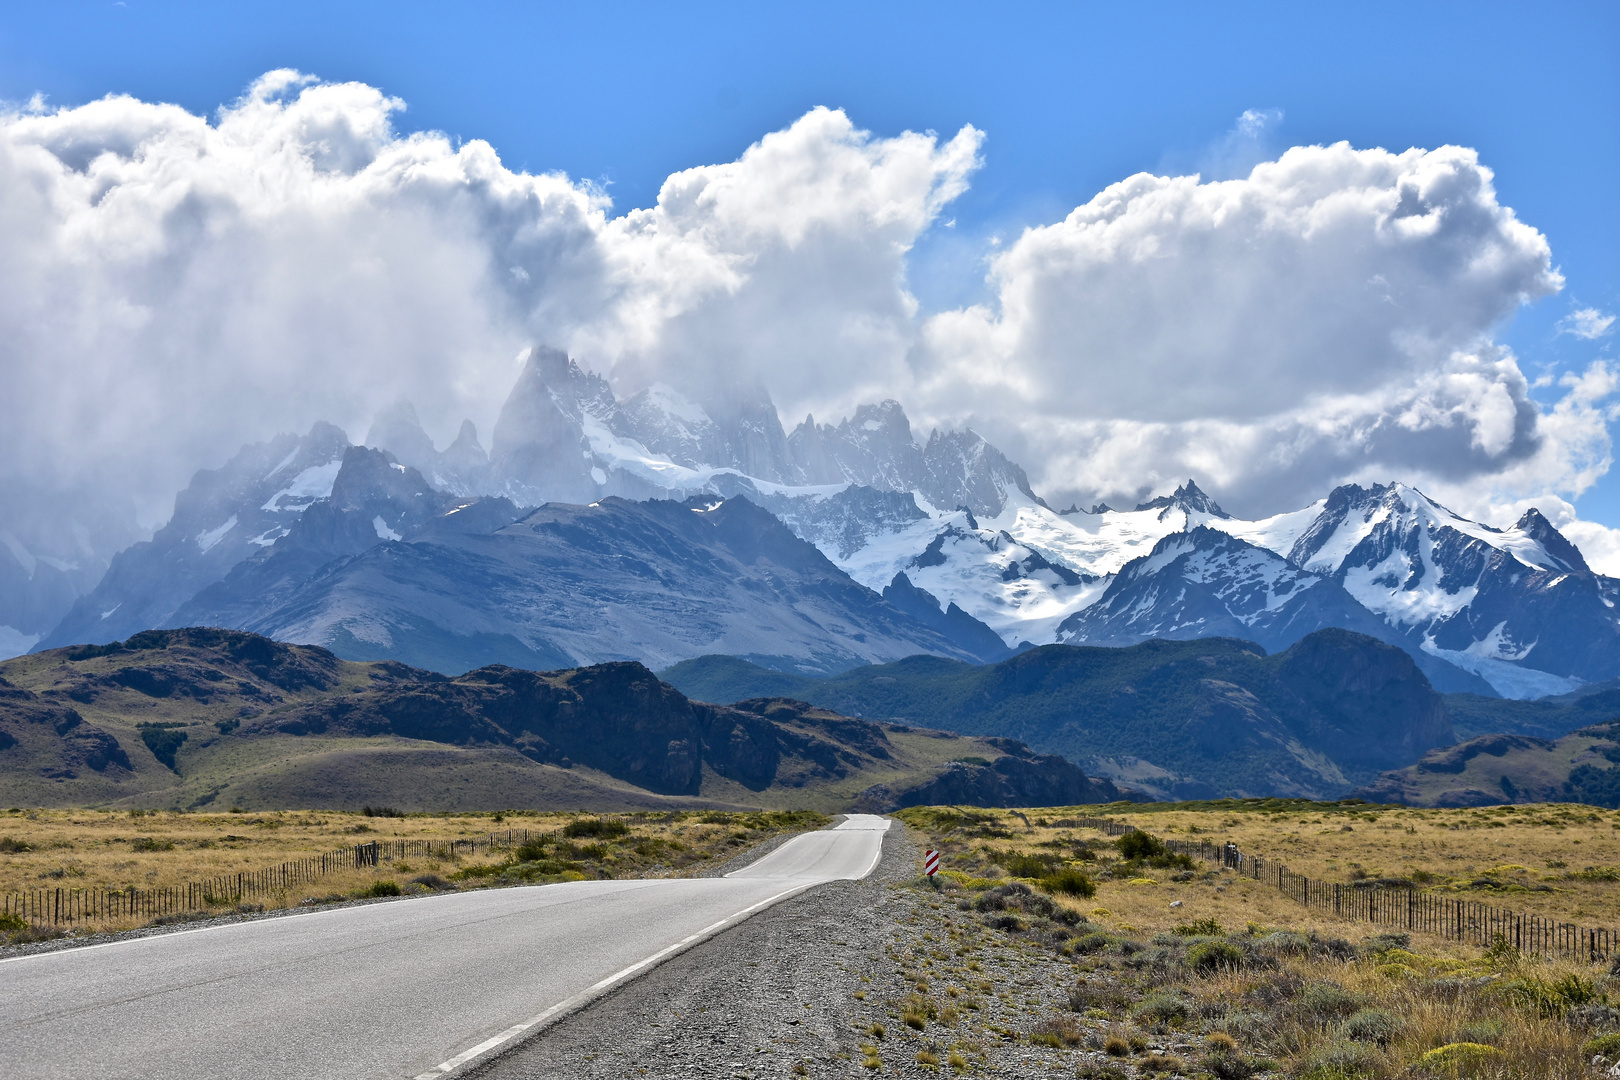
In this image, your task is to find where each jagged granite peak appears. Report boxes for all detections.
[172,447,517,638]
[753,485,929,562]
[880,571,1014,663]
[918,427,1045,518]
[437,419,491,492]
[1056,525,1495,695]
[1279,482,1620,696]
[1132,479,1229,519]
[490,346,604,505]
[38,422,352,651]
[1513,507,1590,575]
[364,399,439,478]
[788,400,924,492]
[700,382,794,485]
[612,384,729,471]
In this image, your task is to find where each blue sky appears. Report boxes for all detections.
[2,1,1618,521]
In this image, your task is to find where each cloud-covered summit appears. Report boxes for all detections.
[0,72,1613,569]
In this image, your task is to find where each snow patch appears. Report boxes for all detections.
[263,447,300,480]
[261,461,343,512]
[0,530,36,577]
[1420,639,1583,700]
[372,516,402,541]
[194,514,238,553]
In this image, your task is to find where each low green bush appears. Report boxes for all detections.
[363,880,401,897]
[1117,831,1165,860]
[1299,982,1365,1019]
[1132,989,1191,1023]
[1187,940,1244,974]
[1342,1008,1400,1045]
[1173,917,1223,937]
[1041,868,1097,897]
[562,818,630,839]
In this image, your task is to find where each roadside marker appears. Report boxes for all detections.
[924,850,940,877]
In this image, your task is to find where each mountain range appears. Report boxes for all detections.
[0,628,1112,812]
[661,628,1456,801]
[8,344,1620,706]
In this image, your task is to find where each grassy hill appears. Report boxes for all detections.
[1353,722,1620,808]
[0,628,1113,812]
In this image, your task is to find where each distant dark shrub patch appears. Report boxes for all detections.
[562,818,630,839]
[361,806,405,818]
[138,725,188,771]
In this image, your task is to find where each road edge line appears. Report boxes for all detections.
[418,818,893,1078]
[411,880,822,1079]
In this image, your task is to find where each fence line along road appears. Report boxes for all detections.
[4,829,556,930]
[1051,814,1619,964]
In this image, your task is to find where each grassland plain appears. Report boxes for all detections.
[0,806,827,940]
[886,802,1620,1079]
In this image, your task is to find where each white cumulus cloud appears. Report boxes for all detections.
[1,74,1617,573]
[1559,306,1617,340]
[0,72,979,523]
[911,142,1615,522]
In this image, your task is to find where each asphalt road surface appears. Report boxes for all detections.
[1,815,891,1080]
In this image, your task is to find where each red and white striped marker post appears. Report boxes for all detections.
[924,849,940,884]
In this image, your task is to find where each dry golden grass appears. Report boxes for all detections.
[0,806,824,935]
[1103,801,1620,927]
[899,803,1620,1079]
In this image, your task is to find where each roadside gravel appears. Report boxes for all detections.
[472,822,1128,1080]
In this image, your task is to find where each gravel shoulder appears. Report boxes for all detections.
[471,822,1124,1080]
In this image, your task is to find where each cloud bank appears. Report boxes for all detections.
[1,71,1615,567]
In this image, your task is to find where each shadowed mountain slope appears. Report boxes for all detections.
[662,628,1455,800]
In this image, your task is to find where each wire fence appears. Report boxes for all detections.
[3,830,550,931]
[1054,814,1619,964]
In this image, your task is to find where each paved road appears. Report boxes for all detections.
[1,815,890,1080]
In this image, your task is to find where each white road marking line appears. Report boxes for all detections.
[412,880,821,1079]
[418,819,892,1076]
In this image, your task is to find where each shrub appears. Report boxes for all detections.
[131,836,174,852]
[515,838,548,862]
[1501,973,1602,1017]
[1297,1039,1379,1079]
[1116,831,1166,860]
[361,805,404,818]
[1173,917,1223,937]
[408,874,449,890]
[1457,1018,1503,1046]
[1069,932,1114,956]
[1102,1035,1130,1057]
[0,836,31,853]
[1132,989,1191,1024]
[1257,930,1311,955]
[1186,940,1244,974]
[562,818,630,839]
[1001,851,1059,878]
[1361,932,1410,953]
[1299,982,1365,1019]
[1029,1014,1082,1047]
[1342,1008,1400,1045]
[1583,1032,1620,1060]
[1042,868,1097,897]
[1415,1043,1502,1072]
[363,880,401,897]
[1202,1048,1256,1080]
